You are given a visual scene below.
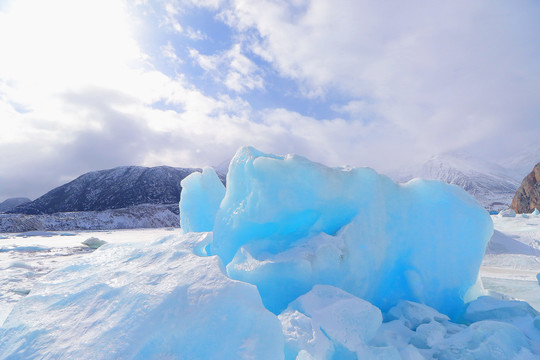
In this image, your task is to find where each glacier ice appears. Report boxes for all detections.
[179,166,225,233]
[279,285,382,358]
[204,146,493,316]
[385,300,449,330]
[0,233,284,359]
[5,146,540,359]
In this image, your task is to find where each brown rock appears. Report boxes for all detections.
[511,163,540,213]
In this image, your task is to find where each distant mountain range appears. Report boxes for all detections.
[0,198,31,213]
[392,154,524,212]
[9,166,207,215]
[1,166,225,232]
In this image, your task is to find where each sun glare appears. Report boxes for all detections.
[0,0,141,94]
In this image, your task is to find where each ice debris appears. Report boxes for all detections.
[498,208,517,217]
[279,285,382,358]
[185,146,493,316]
[82,237,107,249]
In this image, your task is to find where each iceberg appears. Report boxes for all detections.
[202,147,493,316]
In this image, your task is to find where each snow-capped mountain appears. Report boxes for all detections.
[394,154,520,212]
[500,146,540,181]
[10,166,201,215]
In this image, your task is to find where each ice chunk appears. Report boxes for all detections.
[432,320,536,359]
[498,208,517,217]
[0,232,284,359]
[461,296,540,352]
[180,166,225,233]
[279,308,334,360]
[369,320,416,350]
[279,285,382,359]
[82,237,107,249]
[207,147,492,316]
[532,208,540,216]
[409,321,447,349]
[385,300,449,330]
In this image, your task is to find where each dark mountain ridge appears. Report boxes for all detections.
[0,197,31,213]
[10,166,204,215]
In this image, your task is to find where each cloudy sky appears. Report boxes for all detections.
[0,0,539,201]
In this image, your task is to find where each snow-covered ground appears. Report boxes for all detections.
[0,218,539,358]
[481,215,540,311]
[0,228,176,325]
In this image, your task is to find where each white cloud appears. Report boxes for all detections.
[162,1,183,33]
[161,41,183,64]
[186,27,207,40]
[190,44,264,92]
[2,0,539,201]
[221,0,540,158]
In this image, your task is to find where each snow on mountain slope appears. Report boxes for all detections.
[0,198,31,213]
[0,204,179,232]
[500,146,540,181]
[394,154,520,212]
[10,166,199,215]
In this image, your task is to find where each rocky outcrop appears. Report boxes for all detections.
[511,163,540,213]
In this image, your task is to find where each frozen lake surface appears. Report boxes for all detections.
[0,228,177,325]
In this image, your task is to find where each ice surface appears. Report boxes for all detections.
[485,230,540,256]
[0,232,283,359]
[16,231,58,237]
[180,167,225,233]
[199,146,493,316]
